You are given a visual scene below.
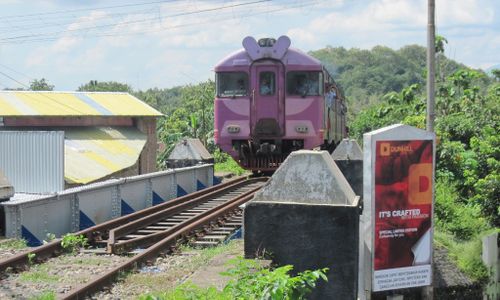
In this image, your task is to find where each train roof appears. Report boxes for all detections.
[214,36,322,70]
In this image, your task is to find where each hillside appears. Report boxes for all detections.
[309,45,466,115]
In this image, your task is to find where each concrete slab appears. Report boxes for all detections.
[252,150,356,205]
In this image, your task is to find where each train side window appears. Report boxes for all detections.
[287,71,323,97]
[259,72,275,96]
[216,72,248,98]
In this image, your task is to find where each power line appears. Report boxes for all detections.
[0,63,33,81]
[0,0,180,20]
[0,7,155,34]
[0,0,327,45]
[0,0,271,43]
[0,70,29,88]
[0,70,89,114]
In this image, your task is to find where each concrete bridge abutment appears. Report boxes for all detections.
[244,150,361,299]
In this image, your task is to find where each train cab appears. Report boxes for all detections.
[214,36,346,171]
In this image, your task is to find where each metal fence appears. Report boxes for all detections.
[0,131,64,193]
[2,164,214,246]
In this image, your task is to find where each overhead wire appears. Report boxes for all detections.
[0,63,34,81]
[0,70,29,88]
[0,0,271,43]
[0,70,90,115]
[0,0,181,20]
[0,0,232,34]
[0,0,329,45]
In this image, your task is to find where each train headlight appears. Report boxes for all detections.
[227,125,240,133]
[295,125,308,133]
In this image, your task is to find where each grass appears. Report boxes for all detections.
[432,178,496,284]
[213,149,246,176]
[19,265,60,283]
[122,240,242,293]
[434,229,492,283]
[57,255,110,266]
[29,291,56,300]
[0,238,28,250]
[214,158,246,176]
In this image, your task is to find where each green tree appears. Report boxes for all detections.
[310,44,464,116]
[29,78,54,91]
[77,80,132,92]
[155,79,216,168]
[491,69,500,81]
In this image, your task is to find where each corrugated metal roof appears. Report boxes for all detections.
[0,91,163,117]
[0,131,65,193]
[65,127,146,184]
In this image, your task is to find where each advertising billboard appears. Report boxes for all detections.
[372,139,433,291]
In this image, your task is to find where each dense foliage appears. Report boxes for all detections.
[77,80,133,93]
[349,68,499,230]
[310,44,464,116]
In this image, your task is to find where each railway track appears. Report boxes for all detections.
[0,176,267,299]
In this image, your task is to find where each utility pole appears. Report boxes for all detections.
[423,1,436,299]
[426,0,436,132]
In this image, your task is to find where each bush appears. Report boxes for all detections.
[213,148,245,176]
[140,257,328,300]
[60,234,88,254]
[434,179,488,240]
[435,230,489,283]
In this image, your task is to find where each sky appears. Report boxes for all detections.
[0,0,498,91]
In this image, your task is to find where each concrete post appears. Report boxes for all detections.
[331,138,363,197]
[482,232,499,300]
[244,150,360,299]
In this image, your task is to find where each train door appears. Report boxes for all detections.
[250,63,284,137]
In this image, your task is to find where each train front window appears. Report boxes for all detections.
[259,72,275,96]
[216,72,249,97]
[286,71,323,96]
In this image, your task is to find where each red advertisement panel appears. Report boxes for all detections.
[373,140,433,290]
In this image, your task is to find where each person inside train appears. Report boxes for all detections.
[260,78,272,95]
[326,84,337,107]
[237,78,247,95]
[293,76,307,95]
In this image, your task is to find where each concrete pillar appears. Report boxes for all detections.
[0,170,14,235]
[482,232,499,300]
[244,150,360,299]
[135,117,158,174]
[332,138,363,197]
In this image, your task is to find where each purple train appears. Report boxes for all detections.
[214,36,347,172]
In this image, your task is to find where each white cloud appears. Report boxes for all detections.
[287,28,317,46]
[25,47,48,67]
[51,36,80,53]
[10,0,500,90]
[438,0,495,26]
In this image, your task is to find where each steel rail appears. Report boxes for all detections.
[107,178,264,247]
[62,190,260,299]
[108,179,265,254]
[0,175,249,273]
